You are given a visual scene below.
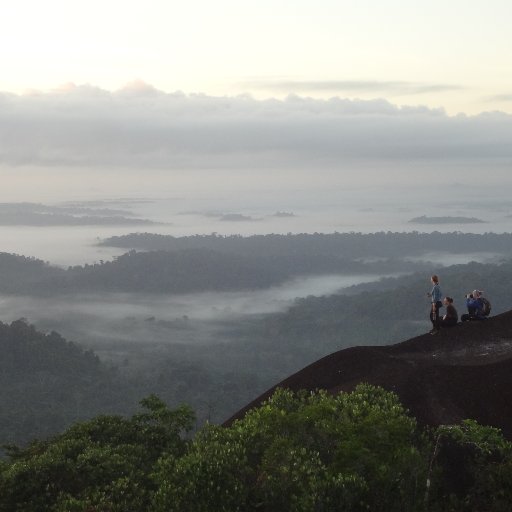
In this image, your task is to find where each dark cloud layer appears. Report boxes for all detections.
[0,83,511,169]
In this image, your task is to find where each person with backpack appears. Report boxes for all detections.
[427,275,442,334]
[477,291,492,317]
[461,290,491,321]
[439,296,458,327]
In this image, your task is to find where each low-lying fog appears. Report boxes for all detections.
[404,252,506,266]
[2,164,512,266]
[0,273,392,346]
[2,162,512,357]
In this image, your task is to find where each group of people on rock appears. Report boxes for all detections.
[427,275,489,335]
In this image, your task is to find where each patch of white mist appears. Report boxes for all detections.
[0,273,394,345]
[404,252,506,266]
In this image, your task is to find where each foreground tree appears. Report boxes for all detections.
[0,395,194,512]
[2,385,511,511]
[428,420,512,512]
[152,384,429,512]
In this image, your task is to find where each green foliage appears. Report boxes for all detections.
[429,420,512,511]
[153,425,251,512]
[0,396,194,512]
[153,384,428,512]
[2,386,512,511]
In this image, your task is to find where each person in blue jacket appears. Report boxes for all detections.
[461,289,486,321]
[427,274,442,334]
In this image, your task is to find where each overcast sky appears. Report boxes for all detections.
[1,0,511,115]
[0,85,511,172]
[1,0,511,206]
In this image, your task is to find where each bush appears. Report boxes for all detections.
[153,384,428,512]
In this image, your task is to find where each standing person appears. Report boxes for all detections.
[439,297,458,327]
[427,275,442,334]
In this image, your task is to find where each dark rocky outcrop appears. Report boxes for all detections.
[226,311,512,437]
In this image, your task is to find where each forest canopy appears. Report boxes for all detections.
[1,386,511,512]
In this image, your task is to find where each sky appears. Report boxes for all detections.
[0,0,511,115]
[0,0,511,207]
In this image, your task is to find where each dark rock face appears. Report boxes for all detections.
[226,311,512,437]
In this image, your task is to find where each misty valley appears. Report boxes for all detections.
[2,230,512,446]
[3,7,512,506]
[2,9,512,506]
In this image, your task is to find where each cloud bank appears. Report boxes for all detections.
[1,82,511,170]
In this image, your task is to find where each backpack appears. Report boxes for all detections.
[480,297,491,316]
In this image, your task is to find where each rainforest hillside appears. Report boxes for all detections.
[3,257,512,444]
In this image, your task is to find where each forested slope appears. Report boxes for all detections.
[0,320,129,445]
[5,230,512,295]
[0,249,419,295]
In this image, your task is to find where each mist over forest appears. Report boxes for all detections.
[1,86,512,475]
[1,120,512,511]
[1,114,512,445]
[4,1,512,506]
[2,224,512,445]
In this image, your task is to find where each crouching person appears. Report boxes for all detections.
[461,290,486,321]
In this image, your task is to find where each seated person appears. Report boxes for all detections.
[461,290,486,321]
[439,297,458,327]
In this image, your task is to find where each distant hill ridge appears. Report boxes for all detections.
[101,231,512,257]
[226,310,512,437]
